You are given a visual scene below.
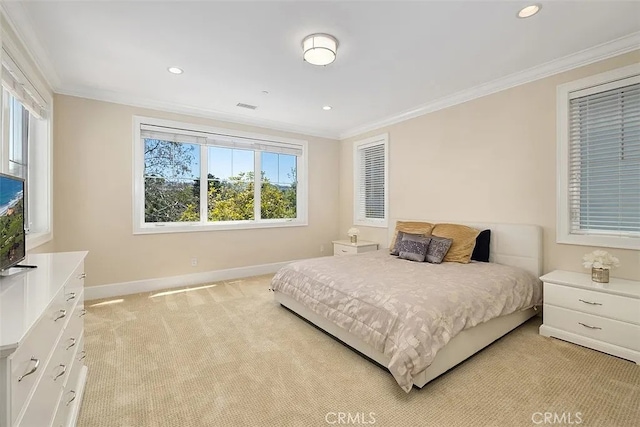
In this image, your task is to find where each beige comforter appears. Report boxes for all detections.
[270,250,542,392]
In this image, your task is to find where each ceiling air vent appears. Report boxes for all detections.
[236,103,258,110]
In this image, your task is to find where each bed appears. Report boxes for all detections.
[271,222,543,392]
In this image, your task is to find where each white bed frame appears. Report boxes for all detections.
[273,222,543,388]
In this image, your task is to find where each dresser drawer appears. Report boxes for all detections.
[65,261,86,296]
[544,283,640,324]
[9,287,68,425]
[52,392,71,427]
[52,388,78,427]
[544,305,640,351]
[52,335,84,427]
[16,364,64,427]
[19,325,79,426]
[50,299,85,388]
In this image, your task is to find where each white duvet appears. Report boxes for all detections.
[270,250,542,392]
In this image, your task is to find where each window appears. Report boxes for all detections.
[7,95,28,180]
[133,117,307,233]
[557,64,640,250]
[1,89,51,249]
[353,133,388,227]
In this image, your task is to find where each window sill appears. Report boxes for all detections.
[354,219,388,228]
[557,233,640,250]
[26,231,53,251]
[133,219,308,235]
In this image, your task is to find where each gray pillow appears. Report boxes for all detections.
[390,231,406,256]
[426,236,453,264]
[397,240,428,262]
[391,232,430,256]
[402,233,432,246]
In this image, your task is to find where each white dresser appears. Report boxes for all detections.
[332,240,378,256]
[0,251,88,427]
[539,270,640,364]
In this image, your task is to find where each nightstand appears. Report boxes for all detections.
[332,240,378,256]
[539,270,640,364]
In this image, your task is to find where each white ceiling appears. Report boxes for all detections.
[5,1,640,139]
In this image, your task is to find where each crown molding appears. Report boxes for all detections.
[57,86,340,140]
[0,1,61,90]
[339,32,640,140]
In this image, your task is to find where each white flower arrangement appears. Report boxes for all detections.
[582,250,620,270]
[347,227,360,237]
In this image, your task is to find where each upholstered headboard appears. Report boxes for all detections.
[388,220,543,278]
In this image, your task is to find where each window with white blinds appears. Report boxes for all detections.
[133,117,308,234]
[1,17,53,250]
[558,66,640,250]
[354,134,388,227]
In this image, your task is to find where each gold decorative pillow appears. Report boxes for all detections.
[390,221,435,251]
[431,223,480,263]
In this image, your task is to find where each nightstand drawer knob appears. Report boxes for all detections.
[578,322,602,330]
[578,299,602,306]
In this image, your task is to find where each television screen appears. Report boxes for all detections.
[0,173,25,271]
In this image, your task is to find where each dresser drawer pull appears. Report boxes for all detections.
[54,364,67,381]
[79,351,87,361]
[79,309,87,317]
[66,337,77,350]
[341,250,348,253]
[578,322,602,330]
[78,272,87,279]
[17,357,40,382]
[54,309,67,322]
[66,390,76,406]
[66,292,76,301]
[578,299,602,306]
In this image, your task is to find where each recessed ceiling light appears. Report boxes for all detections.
[167,67,183,74]
[517,4,541,18]
[322,105,332,111]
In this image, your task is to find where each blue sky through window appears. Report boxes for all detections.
[262,152,296,184]
[208,147,253,180]
[207,147,296,184]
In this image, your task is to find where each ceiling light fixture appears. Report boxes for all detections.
[167,67,183,74]
[322,106,332,111]
[302,33,338,66]
[517,4,541,18]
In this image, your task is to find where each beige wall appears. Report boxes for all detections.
[51,95,340,286]
[340,51,640,281]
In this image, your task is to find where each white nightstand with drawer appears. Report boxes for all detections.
[332,240,378,256]
[539,270,640,364]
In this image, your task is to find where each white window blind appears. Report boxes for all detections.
[354,135,388,226]
[140,124,303,156]
[568,79,640,237]
[1,50,47,119]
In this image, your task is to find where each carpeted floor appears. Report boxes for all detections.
[78,274,640,427]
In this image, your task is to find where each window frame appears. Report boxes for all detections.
[556,63,640,250]
[353,133,389,228]
[0,90,52,249]
[132,116,308,234]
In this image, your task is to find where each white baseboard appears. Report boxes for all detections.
[84,260,294,300]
